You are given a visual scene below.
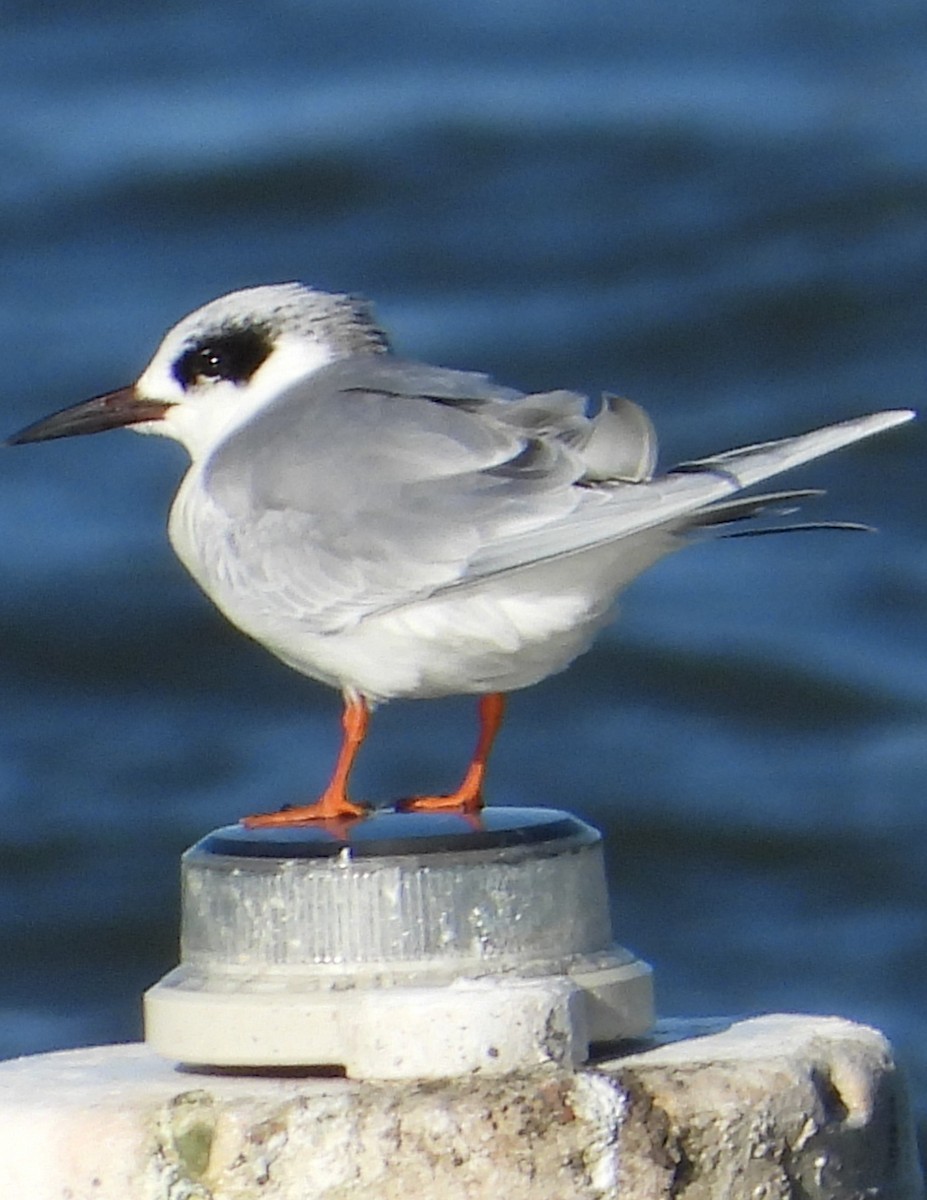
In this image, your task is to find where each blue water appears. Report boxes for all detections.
[2,0,926,1140]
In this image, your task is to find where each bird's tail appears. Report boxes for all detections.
[671,409,914,539]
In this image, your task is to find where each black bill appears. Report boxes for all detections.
[6,387,170,445]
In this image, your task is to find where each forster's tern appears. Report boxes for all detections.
[8,283,913,823]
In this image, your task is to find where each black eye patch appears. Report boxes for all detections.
[172,327,273,389]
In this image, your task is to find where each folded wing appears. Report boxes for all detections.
[200,356,913,631]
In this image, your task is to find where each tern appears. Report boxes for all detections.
[8,283,913,824]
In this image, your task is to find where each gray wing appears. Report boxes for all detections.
[203,355,911,630]
[203,357,657,630]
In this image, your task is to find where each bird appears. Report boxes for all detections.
[7,283,914,825]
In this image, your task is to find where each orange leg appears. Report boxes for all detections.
[242,695,370,826]
[399,693,506,814]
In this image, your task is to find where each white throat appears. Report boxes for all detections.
[135,335,336,462]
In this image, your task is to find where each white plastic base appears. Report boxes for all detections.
[144,809,654,1078]
[145,948,653,1078]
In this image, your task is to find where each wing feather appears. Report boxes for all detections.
[197,354,913,631]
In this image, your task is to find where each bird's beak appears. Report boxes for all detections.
[6,386,171,445]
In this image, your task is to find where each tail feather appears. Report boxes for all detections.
[720,520,874,539]
[683,488,825,530]
[684,488,874,538]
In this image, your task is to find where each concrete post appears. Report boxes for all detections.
[0,1014,921,1199]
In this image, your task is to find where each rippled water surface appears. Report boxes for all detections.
[1,0,926,1143]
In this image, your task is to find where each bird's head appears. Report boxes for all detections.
[7,283,390,459]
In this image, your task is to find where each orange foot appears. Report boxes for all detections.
[396,785,483,814]
[241,694,370,828]
[396,692,505,815]
[242,793,369,828]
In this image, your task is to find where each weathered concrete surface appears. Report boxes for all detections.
[0,1014,921,1199]
[599,1014,924,1199]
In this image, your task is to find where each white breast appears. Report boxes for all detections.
[168,463,673,703]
